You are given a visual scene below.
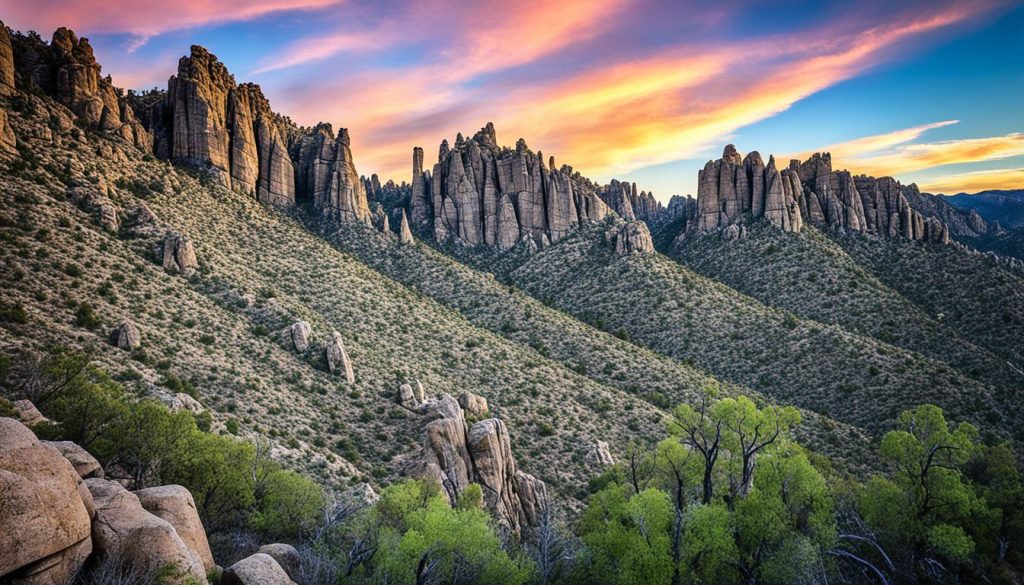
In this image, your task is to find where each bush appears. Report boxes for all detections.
[74,303,101,329]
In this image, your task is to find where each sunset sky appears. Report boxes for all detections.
[5,0,1022,200]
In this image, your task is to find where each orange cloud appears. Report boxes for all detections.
[921,168,1024,194]
[3,0,343,42]
[848,133,1024,177]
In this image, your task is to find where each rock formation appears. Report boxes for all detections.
[1,418,93,585]
[162,231,198,275]
[399,210,414,244]
[257,544,301,582]
[294,124,370,221]
[86,478,207,583]
[607,220,655,255]
[584,440,615,469]
[697,145,802,233]
[45,440,104,479]
[458,391,488,418]
[111,318,141,350]
[413,393,547,536]
[223,553,296,585]
[325,331,355,384]
[601,180,664,224]
[409,124,610,250]
[0,21,15,96]
[135,485,216,573]
[1,108,17,155]
[289,321,312,352]
[687,145,950,245]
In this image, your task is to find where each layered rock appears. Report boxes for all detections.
[295,124,370,221]
[798,153,949,244]
[0,21,14,95]
[410,123,610,250]
[414,393,547,536]
[601,180,664,224]
[1,418,93,585]
[697,145,802,233]
[690,145,950,245]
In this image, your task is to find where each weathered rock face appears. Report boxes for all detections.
[223,553,296,585]
[399,210,414,244]
[584,440,615,469]
[295,124,370,222]
[289,321,312,352]
[410,124,611,250]
[162,231,198,275]
[698,145,802,233]
[607,220,655,255]
[0,107,16,155]
[798,152,950,244]
[601,180,664,224]
[0,21,14,95]
[325,331,355,384]
[135,485,215,572]
[458,391,488,418]
[45,440,104,479]
[111,318,141,350]
[414,393,546,536]
[6,27,151,149]
[12,400,49,427]
[257,544,301,581]
[1,418,93,585]
[86,478,207,584]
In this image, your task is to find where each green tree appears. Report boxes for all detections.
[249,468,325,541]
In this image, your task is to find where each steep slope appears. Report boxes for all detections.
[827,231,1024,380]
[507,222,1019,443]
[674,222,1023,394]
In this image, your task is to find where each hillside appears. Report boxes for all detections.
[946,189,1024,228]
[506,221,1019,443]
[674,222,1023,396]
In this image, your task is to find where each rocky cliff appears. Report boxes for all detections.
[409,123,612,250]
[684,145,950,245]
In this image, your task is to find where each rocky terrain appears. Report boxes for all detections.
[2,19,1024,585]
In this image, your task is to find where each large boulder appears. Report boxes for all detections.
[324,331,355,384]
[110,318,141,350]
[44,440,104,479]
[162,231,198,275]
[86,478,206,584]
[458,391,489,419]
[0,418,93,585]
[135,485,215,572]
[256,544,301,581]
[11,400,49,427]
[289,321,311,352]
[222,553,296,585]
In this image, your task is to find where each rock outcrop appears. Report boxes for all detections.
[325,331,355,384]
[409,124,610,250]
[135,485,216,572]
[294,124,370,221]
[46,440,104,479]
[607,220,655,255]
[458,391,488,418]
[399,210,414,244]
[162,231,198,275]
[414,393,547,536]
[601,180,664,224]
[86,478,207,584]
[222,553,295,585]
[584,440,615,469]
[0,21,15,96]
[288,321,312,352]
[111,318,141,350]
[256,544,301,581]
[1,418,93,585]
[0,108,15,155]
[697,145,802,233]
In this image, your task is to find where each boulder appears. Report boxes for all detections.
[44,440,104,479]
[399,210,414,244]
[325,331,355,384]
[86,478,206,584]
[162,231,198,275]
[398,383,420,410]
[257,544,301,581]
[458,391,489,418]
[162,393,204,414]
[607,221,654,255]
[222,553,296,585]
[110,318,141,350]
[584,440,615,469]
[289,321,312,352]
[98,203,119,232]
[135,485,215,572]
[12,400,49,427]
[0,418,93,585]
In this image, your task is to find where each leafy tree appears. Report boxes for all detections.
[249,468,325,541]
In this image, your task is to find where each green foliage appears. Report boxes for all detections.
[249,468,325,541]
[74,302,101,328]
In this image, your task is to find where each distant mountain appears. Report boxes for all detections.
[945,189,1024,228]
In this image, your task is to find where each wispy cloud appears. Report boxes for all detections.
[3,0,345,47]
[921,167,1024,194]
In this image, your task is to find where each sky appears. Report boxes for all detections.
[3,0,1023,200]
